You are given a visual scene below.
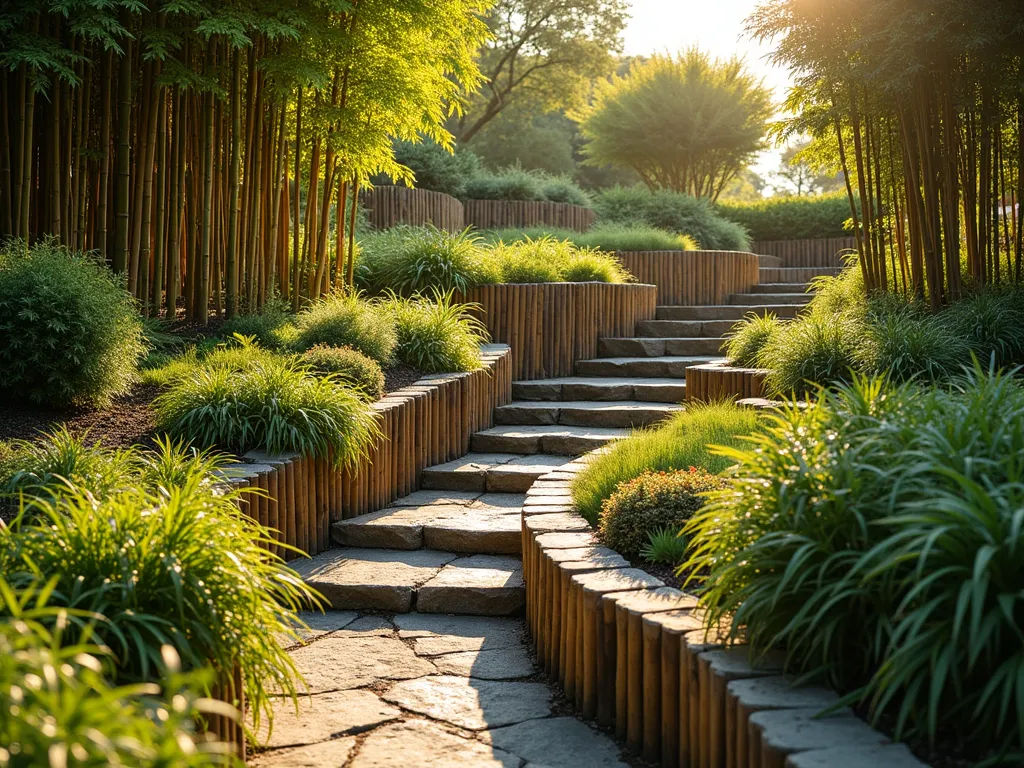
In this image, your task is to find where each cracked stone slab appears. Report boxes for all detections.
[382,675,551,730]
[388,490,481,507]
[396,614,527,654]
[469,493,526,514]
[278,611,359,646]
[250,736,356,766]
[293,548,458,612]
[423,513,522,555]
[483,717,629,768]
[283,636,435,693]
[350,720,520,767]
[417,555,525,616]
[430,644,536,680]
[253,690,400,748]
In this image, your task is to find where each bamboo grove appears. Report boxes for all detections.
[0,0,488,321]
[753,0,1024,309]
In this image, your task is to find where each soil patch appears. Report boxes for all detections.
[383,364,422,394]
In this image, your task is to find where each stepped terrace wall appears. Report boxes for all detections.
[464,199,596,232]
[614,250,760,307]
[459,283,658,381]
[221,344,512,560]
[361,185,465,231]
[751,237,856,268]
[685,360,769,402]
[519,457,929,768]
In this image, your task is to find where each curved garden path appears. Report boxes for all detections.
[253,258,827,766]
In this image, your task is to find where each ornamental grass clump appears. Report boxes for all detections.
[0,583,240,766]
[599,468,726,561]
[685,368,1024,758]
[485,237,631,284]
[483,224,698,253]
[154,339,380,463]
[355,226,499,296]
[571,402,759,525]
[722,312,785,367]
[301,344,386,401]
[387,292,488,374]
[0,239,145,407]
[292,292,397,364]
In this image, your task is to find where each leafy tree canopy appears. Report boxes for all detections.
[576,50,774,201]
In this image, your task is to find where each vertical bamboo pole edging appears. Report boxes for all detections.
[613,251,761,307]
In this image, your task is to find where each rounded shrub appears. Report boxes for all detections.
[221,296,294,350]
[722,312,785,367]
[716,193,853,240]
[292,292,397,364]
[301,344,386,401]
[0,239,145,407]
[858,297,967,382]
[594,186,750,251]
[387,292,488,374]
[762,311,863,396]
[154,340,381,463]
[599,468,727,561]
[484,237,630,284]
[389,140,482,198]
[538,174,592,207]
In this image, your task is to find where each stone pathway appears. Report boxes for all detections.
[252,610,630,767]
[254,255,837,766]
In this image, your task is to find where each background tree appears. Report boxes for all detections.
[771,139,845,196]
[576,50,773,200]
[454,0,627,144]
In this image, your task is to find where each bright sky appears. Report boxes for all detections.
[622,0,791,178]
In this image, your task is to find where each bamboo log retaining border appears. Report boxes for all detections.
[520,457,926,768]
[459,282,658,381]
[361,185,465,231]
[463,199,596,232]
[750,237,857,268]
[220,344,512,561]
[613,251,760,307]
[684,361,769,402]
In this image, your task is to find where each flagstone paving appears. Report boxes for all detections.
[252,611,630,768]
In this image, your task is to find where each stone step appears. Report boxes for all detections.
[421,453,573,493]
[471,424,629,455]
[730,292,811,306]
[759,266,841,283]
[748,283,812,294]
[332,492,525,554]
[758,254,783,268]
[654,304,804,321]
[494,400,681,429]
[599,337,723,357]
[293,548,525,615]
[638,319,738,338]
[574,355,719,378]
[512,377,687,404]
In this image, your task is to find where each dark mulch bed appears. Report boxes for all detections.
[383,363,422,394]
[0,386,160,449]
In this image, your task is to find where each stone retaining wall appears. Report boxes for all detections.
[221,344,513,560]
[519,458,930,768]
[614,250,760,307]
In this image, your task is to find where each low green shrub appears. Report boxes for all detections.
[153,340,380,463]
[0,239,145,407]
[716,193,853,240]
[0,586,239,766]
[571,403,760,525]
[941,287,1024,369]
[722,312,785,367]
[594,186,750,251]
[0,468,318,731]
[387,293,487,374]
[857,298,967,382]
[599,468,726,561]
[389,140,482,198]
[483,224,698,253]
[486,237,631,284]
[355,226,499,295]
[301,344,385,401]
[641,526,689,567]
[464,166,591,207]
[292,292,398,364]
[685,369,1024,758]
